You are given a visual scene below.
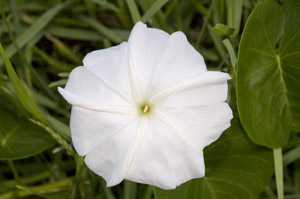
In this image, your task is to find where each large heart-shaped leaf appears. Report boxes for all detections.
[0,108,55,160]
[154,116,273,199]
[237,0,300,148]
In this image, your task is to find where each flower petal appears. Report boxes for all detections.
[59,66,131,106]
[129,23,207,98]
[126,117,205,189]
[84,118,140,186]
[147,31,207,96]
[70,107,136,156]
[153,71,231,106]
[158,103,233,148]
[82,42,134,104]
[128,22,170,97]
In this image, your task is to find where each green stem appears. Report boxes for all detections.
[8,160,20,184]
[273,148,284,199]
[0,177,74,199]
[29,119,74,155]
[196,0,216,47]
[1,171,50,189]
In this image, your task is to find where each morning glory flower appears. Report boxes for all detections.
[58,22,232,190]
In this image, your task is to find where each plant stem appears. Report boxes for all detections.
[274,148,284,199]
[196,0,216,47]
[8,160,20,184]
[0,177,74,199]
[1,171,50,189]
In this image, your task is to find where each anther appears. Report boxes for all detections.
[143,105,149,113]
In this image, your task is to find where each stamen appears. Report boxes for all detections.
[143,105,149,113]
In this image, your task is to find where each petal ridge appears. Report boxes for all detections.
[83,42,134,104]
[84,118,140,186]
[145,31,208,97]
[128,54,145,103]
[70,107,137,156]
[59,66,132,106]
[151,71,231,106]
[128,22,170,97]
[150,72,202,104]
[84,66,133,104]
[59,88,137,115]
[84,116,137,155]
[153,110,203,149]
[124,117,150,177]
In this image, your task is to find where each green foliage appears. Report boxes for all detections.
[212,23,235,36]
[0,44,46,123]
[154,116,273,199]
[237,0,300,148]
[0,108,55,160]
[0,3,65,67]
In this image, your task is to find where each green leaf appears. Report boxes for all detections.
[237,0,300,148]
[154,116,273,199]
[212,23,235,37]
[0,108,55,160]
[0,3,65,67]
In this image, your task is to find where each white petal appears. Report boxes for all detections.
[70,107,136,156]
[82,42,134,103]
[126,117,205,189]
[154,71,231,106]
[158,103,233,148]
[128,23,207,97]
[147,31,207,96]
[128,22,170,97]
[84,118,141,186]
[59,66,131,106]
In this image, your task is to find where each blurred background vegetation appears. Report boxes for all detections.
[1,0,298,198]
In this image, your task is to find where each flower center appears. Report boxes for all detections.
[142,105,149,113]
[139,102,153,115]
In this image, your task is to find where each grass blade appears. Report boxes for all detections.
[47,26,103,41]
[91,0,119,12]
[45,114,71,141]
[0,3,65,67]
[222,39,237,71]
[0,44,46,123]
[225,0,243,36]
[126,0,141,23]
[141,0,169,23]
[45,33,82,65]
[196,0,216,47]
[82,17,123,43]
[9,0,22,36]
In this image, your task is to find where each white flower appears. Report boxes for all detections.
[58,22,233,190]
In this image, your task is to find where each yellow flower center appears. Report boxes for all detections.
[139,102,153,115]
[142,105,149,113]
